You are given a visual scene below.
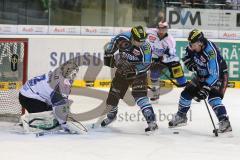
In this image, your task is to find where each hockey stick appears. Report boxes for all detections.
[148,68,185,90]
[160,69,184,88]
[35,117,88,137]
[203,99,218,137]
[67,116,88,133]
[35,129,78,137]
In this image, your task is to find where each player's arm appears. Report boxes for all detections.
[50,83,70,125]
[104,34,130,68]
[135,42,152,74]
[205,50,219,87]
[182,46,196,72]
[161,36,179,63]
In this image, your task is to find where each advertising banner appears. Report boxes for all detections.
[0,25,17,34]
[167,7,240,31]
[28,36,111,81]
[17,25,48,34]
[27,36,240,87]
[176,41,240,81]
[49,26,81,35]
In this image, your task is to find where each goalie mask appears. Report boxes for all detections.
[60,60,79,80]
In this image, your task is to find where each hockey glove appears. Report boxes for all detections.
[182,56,196,72]
[116,59,136,79]
[104,52,115,68]
[195,85,211,101]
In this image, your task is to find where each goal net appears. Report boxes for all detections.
[0,39,28,122]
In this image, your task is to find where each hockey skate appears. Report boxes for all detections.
[101,112,117,127]
[150,86,160,101]
[218,118,232,133]
[168,113,187,128]
[145,121,158,133]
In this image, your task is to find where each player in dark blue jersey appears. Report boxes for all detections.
[169,29,232,133]
[102,26,158,132]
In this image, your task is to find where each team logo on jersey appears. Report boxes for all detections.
[148,35,157,42]
[194,56,206,67]
[209,51,216,59]
[132,48,140,56]
[200,55,206,63]
[126,53,139,61]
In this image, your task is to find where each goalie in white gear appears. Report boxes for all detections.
[147,21,187,101]
[19,59,79,133]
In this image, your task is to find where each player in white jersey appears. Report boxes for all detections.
[19,59,80,133]
[147,21,187,101]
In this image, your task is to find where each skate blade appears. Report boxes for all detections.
[168,122,187,128]
[145,129,158,136]
[218,131,233,138]
[218,126,233,133]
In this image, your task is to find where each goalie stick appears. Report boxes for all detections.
[35,129,79,137]
[35,118,88,137]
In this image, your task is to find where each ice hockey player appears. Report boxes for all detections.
[102,25,158,132]
[147,21,187,101]
[169,29,232,133]
[18,59,81,133]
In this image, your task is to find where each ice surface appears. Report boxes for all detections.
[0,88,239,160]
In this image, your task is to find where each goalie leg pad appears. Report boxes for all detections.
[21,111,60,133]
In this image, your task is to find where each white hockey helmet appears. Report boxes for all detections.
[60,59,79,80]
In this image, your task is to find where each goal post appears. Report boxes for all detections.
[0,38,28,122]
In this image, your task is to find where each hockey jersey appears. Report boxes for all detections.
[106,31,152,74]
[20,68,72,106]
[146,28,179,63]
[184,40,228,87]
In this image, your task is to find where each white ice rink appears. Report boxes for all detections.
[0,88,239,160]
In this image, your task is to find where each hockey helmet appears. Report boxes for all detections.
[188,29,204,44]
[60,59,79,79]
[131,26,147,42]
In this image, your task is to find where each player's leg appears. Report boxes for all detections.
[101,73,130,127]
[19,92,52,113]
[208,74,232,133]
[149,63,164,101]
[19,93,61,132]
[132,74,158,132]
[169,81,199,127]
